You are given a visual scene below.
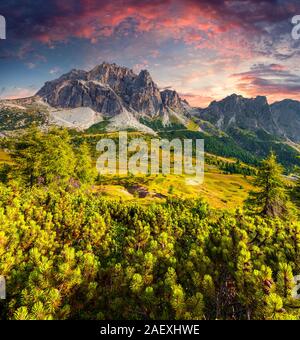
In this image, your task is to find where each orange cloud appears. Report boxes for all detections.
[232,63,300,104]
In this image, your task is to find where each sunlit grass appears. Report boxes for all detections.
[94,169,255,210]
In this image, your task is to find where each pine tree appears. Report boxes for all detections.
[74,142,97,184]
[245,153,289,218]
[5,127,76,186]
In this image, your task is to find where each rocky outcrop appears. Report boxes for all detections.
[196,94,279,136]
[130,70,162,116]
[87,62,136,95]
[38,80,124,117]
[270,99,300,142]
[194,94,300,142]
[37,62,188,122]
[161,90,183,112]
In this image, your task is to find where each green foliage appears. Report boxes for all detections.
[292,168,300,206]
[74,142,97,184]
[168,185,174,194]
[228,127,300,172]
[0,184,299,320]
[140,117,186,132]
[246,153,291,218]
[0,129,299,320]
[158,130,259,166]
[0,108,47,132]
[158,128,300,171]
[207,157,256,176]
[86,120,110,134]
[0,127,96,187]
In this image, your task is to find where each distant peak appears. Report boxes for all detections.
[220,94,268,104]
[135,69,154,86]
[161,89,177,95]
[99,62,119,69]
[70,68,80,72]
[272,98,300,105]
[215,93,243,105]
[138,69,152,79]
[57,68,87,82]
[88,62,136,80]
[139,69,150,75]
[254,95,268,104]
[223,93,243,101]
[92,62,132,72]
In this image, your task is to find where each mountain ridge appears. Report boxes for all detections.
[35,63,300,143]
[33,62,191,133]
[0,62,299,142]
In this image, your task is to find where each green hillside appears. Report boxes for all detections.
[0,126,300,321]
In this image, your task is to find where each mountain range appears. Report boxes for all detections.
[194,94,300,143]
[0,62,300,168]
[33,62,190,134]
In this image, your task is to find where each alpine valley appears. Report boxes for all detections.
[1,62,300,170]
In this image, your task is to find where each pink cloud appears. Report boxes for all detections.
[0,87,37,100]
[232,64,300,103]
[12,0,273,51]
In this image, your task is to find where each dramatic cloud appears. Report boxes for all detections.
[1,0,299,46]
[1,0,300,104]
[232,63,300,102]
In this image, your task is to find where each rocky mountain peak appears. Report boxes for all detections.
[88,62,136,82]
[161,89,181,109]
[255,95,268,103]
[130,70,162,116]
[227,93,242,100]
[197,93,278,134]
[35,62,188,128]
[217,94,268,107]
[270,99,300,142]
[87,62,137,97]
[60,69,88,81]
[135,70,153,86]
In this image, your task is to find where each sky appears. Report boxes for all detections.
[0,0,300,107]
